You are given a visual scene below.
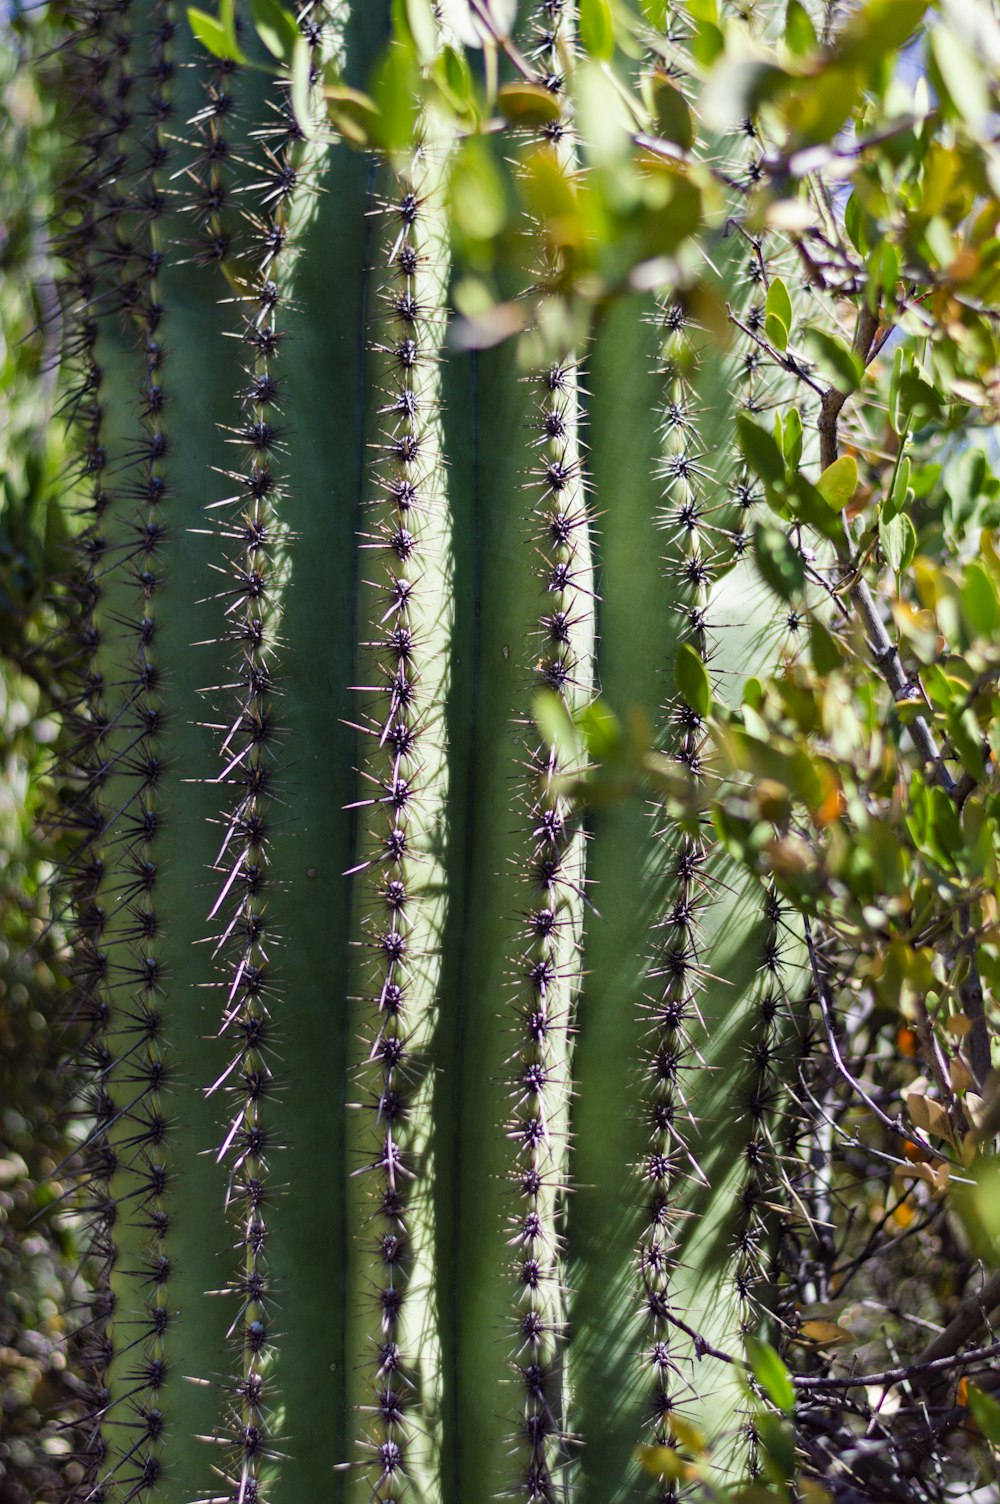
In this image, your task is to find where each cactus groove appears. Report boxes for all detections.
[53,1,818,1502]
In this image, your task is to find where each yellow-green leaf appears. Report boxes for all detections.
[579,0,614,59]
[816,455,857,510]
[250,0,299,61]
[796,1319,853,1345]
[497,82,562,127]
[323,84,379,146]
[187,6,245,61]
[745,1334,796,1413]
[676,641,711,718]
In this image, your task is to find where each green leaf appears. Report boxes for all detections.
[691,17,724,64]
[784,0,817,55]
[844,192,870,257]
[945,447,987,531]
[450,137,506,243]
[787,475,846,542]
[803,327,862,394]
[882,454,910,522]
[879,511,917,576]
[838,0,929,69]
[534,689,581,764]
[187,6,245,61]
[371,41,420,155]
[323,84,379,146]
[676,642,711,718]
[579,0,614,60]
[948,706,986,780]
[931,25,989,131]
[765,311,788,353]
[433,45,477,120]
[577,698,624,763]
[870,239,900,305]
[782,407,803,471]
[745,1335,795,1413]
[778,64,859,149]
[290,35,312,138]
[888,346,906,435]
[576,61,631,166]
[754,522,805,601]
[816,455,857,511]
[961,561,1000,638]
[953,1155,1000,1260]
[649,76,693,151]
[738,415,785,486]
[809,618,843,674]
[701,58,789,130]
[250,0,299,61]
[498,82,562,127]
[967,1383,1000,1445]
[756,1413,797,1483]
[390,0,436,63]
[766,277,793,341]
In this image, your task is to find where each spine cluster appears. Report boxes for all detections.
[55,0,184,1497]
[351,131,452,1500]
[641,293,717,1456]
[198,8,322,1497]
[504,6,592,1497]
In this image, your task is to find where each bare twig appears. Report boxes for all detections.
[794,1337,1000,1392]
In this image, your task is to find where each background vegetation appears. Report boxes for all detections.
[2,0,1000,1500]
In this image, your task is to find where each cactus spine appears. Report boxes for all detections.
[54,2,814,1501]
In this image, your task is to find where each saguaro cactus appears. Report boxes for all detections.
[54,2,815,1501]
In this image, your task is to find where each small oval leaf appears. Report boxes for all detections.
[817,455,858,511]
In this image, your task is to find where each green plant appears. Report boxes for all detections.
[41,0,1000,1502]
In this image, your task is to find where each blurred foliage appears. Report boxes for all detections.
[2,0,998,1497]
[1,3,85,1499]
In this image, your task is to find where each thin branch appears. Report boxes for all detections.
[793,1337,1000,1392]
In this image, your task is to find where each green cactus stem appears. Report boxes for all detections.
[51,3,816,1502]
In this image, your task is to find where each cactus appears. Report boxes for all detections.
[53,2,819,1502]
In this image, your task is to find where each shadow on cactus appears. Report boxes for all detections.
[40,0,1000,1502]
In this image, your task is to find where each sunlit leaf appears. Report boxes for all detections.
[578,0,614,60]
[534,688,581,765]
[796,1319,853,1345]
[784,0,818,55]
[250,0,299,61]
[817,455,858,511]
[324,83,379,146]
[966,1383,1000,1445]
[290,35,313,138]
[187,6,245,61]
[498,82,562,127]
[745,1335,795,1413]
[879,512,917,576]
[676,642,711,718]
